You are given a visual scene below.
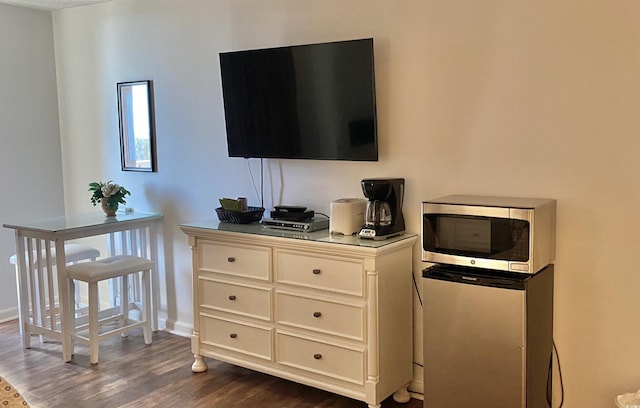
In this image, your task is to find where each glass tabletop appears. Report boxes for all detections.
[3,210,163,233]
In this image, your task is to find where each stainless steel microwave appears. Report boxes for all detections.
[422,195,556,274]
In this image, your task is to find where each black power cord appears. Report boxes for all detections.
[550,340,565,407]
[245,158,263,208]
[412,271,423,307]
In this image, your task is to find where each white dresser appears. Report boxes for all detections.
[179,221,416,408]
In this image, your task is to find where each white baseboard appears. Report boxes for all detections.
[163,318,192,338]
[0,306,18,323]
[0,308,194,339]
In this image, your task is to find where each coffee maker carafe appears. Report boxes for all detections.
[357,178,405,240]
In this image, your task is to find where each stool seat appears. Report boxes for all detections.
[67,255,154,282]
[10,243,101,266]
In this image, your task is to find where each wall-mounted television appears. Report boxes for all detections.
[219,38,378,161]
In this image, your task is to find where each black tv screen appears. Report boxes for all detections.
[219,38,378,161]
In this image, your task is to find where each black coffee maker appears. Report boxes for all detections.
[357,178,405,240]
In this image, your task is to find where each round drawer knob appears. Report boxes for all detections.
[228,295,236,301]
[227,257,236,263]
[230,333,238,339]
[312,269,321,275]
[313,312,322,318]
[313,353,322,360]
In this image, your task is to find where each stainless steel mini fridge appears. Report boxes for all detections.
[422,264,553,408]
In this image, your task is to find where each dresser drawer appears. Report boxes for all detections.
[200,278,271,321]
[199,241,271,281]
[275,251,364,296]
[276,332,364,384]
[276,292,364,340]
[201,314,273,361]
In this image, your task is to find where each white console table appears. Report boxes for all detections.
[4,211,163,362]
[180,220,416,408]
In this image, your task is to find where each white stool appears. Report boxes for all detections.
[9,243,101,341]
[9,243,101,266]
[66,255,153,364]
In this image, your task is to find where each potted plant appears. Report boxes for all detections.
[89,181,131,216]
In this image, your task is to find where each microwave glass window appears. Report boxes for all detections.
[423,215,530,261]
[438,217,491,253]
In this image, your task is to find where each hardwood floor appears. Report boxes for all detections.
[0,319,423,408]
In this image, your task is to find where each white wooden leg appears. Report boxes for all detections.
[68,279,77,358]
[22,327,31,349]
[367,404,381,408]
[142,269,152,345]
[55,240,73,363]
[393,384,411,403]
[121,274,129,337]
[61,278,73,362]
[16,259,31,349]
[149,221,160,331]
[192,354,208,372]
[89,281,100,365]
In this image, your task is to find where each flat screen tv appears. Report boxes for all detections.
[219,38,378,161]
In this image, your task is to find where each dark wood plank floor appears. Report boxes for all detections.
[0,319,423,408]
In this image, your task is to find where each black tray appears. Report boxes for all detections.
[215,206,265,224]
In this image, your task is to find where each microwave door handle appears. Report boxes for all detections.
[423,203,510,218]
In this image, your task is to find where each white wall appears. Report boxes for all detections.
[51,0,640,406]
[0,4,64,322]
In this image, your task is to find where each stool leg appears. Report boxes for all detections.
[68,279,76,358]
[142,269,152,345]
[88,281,100,365]
[121,274,129,337]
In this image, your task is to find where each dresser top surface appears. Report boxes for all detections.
[180,220,416,249]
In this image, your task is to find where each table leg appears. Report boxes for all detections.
[13,233,30,349]
[149,221,161,331]
[55,239,73,362]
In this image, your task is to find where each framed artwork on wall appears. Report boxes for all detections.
[117,80,157,172]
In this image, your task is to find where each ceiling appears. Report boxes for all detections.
[0,0,115,10]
